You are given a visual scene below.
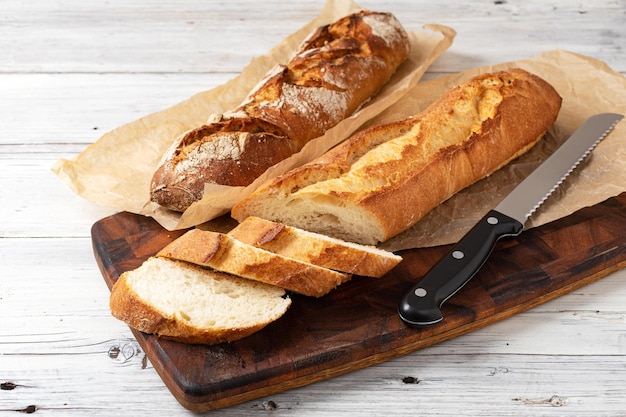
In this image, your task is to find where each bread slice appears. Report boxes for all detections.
[157,229,352,297]
[109,257,291,345]
[228,216,402,277]
[231,69,562,244]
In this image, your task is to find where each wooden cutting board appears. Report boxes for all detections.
[93,193,626,412]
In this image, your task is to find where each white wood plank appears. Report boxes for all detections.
[0,0,324,73]
[0,156,116,237]
[4,351,626,416]
[0,73,233,145]
[1,0,625,415]
[0,0,623,74]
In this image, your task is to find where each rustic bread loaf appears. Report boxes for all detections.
[157,229,352,297]
[150,10,411,212]
[231,68,562,244]
[228,216,402,277]
[109,257,291,345]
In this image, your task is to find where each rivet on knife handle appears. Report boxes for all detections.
[398,210,523,326]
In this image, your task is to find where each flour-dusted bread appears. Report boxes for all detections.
[150,10,410,212]
[231,69,562,244]
[157,229,352,297]
[228,216,401,277]
[109,257,291,345]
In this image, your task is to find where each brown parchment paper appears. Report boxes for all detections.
[51,0,456,230]
[378,49,626,251]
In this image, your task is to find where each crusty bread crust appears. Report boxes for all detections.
[231,69,563,244]
[150,11,410,212]
[150,118,294,211]
[236,11,411,151]
[109,257,291,345]
[228,216,402,277]
[157,229,353,297]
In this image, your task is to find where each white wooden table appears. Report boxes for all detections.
[2,1,625,415]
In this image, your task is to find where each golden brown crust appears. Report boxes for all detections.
[228,216,402,277]
[231,69,563,244]
[350,69,562,239]
[150,10,410,212]
[237,11,411,150]
[232,218,286,246]
[157,229,353,297]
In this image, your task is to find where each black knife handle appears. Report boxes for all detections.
[398,210,524,327]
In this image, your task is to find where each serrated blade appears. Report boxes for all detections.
[494,113,623,226]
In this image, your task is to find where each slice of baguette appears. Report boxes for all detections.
[109,257,291,345]
[228,216,402,277]
[157,229,352,297]
[231,69,562,244]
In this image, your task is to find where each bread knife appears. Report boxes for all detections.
[398,113,624,327]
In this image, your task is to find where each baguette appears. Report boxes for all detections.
[157,229,352,297]
[150,10,410,212]
[228,216,402,277]
[109,257,291,345]
[231,68,562,244]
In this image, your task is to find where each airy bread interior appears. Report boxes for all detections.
[110,257,291,344]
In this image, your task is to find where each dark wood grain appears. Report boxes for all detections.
[92,193,626,412]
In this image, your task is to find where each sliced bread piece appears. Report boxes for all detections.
[109,257,291,345]
[157,229,352,297]
[228,216,402,277]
